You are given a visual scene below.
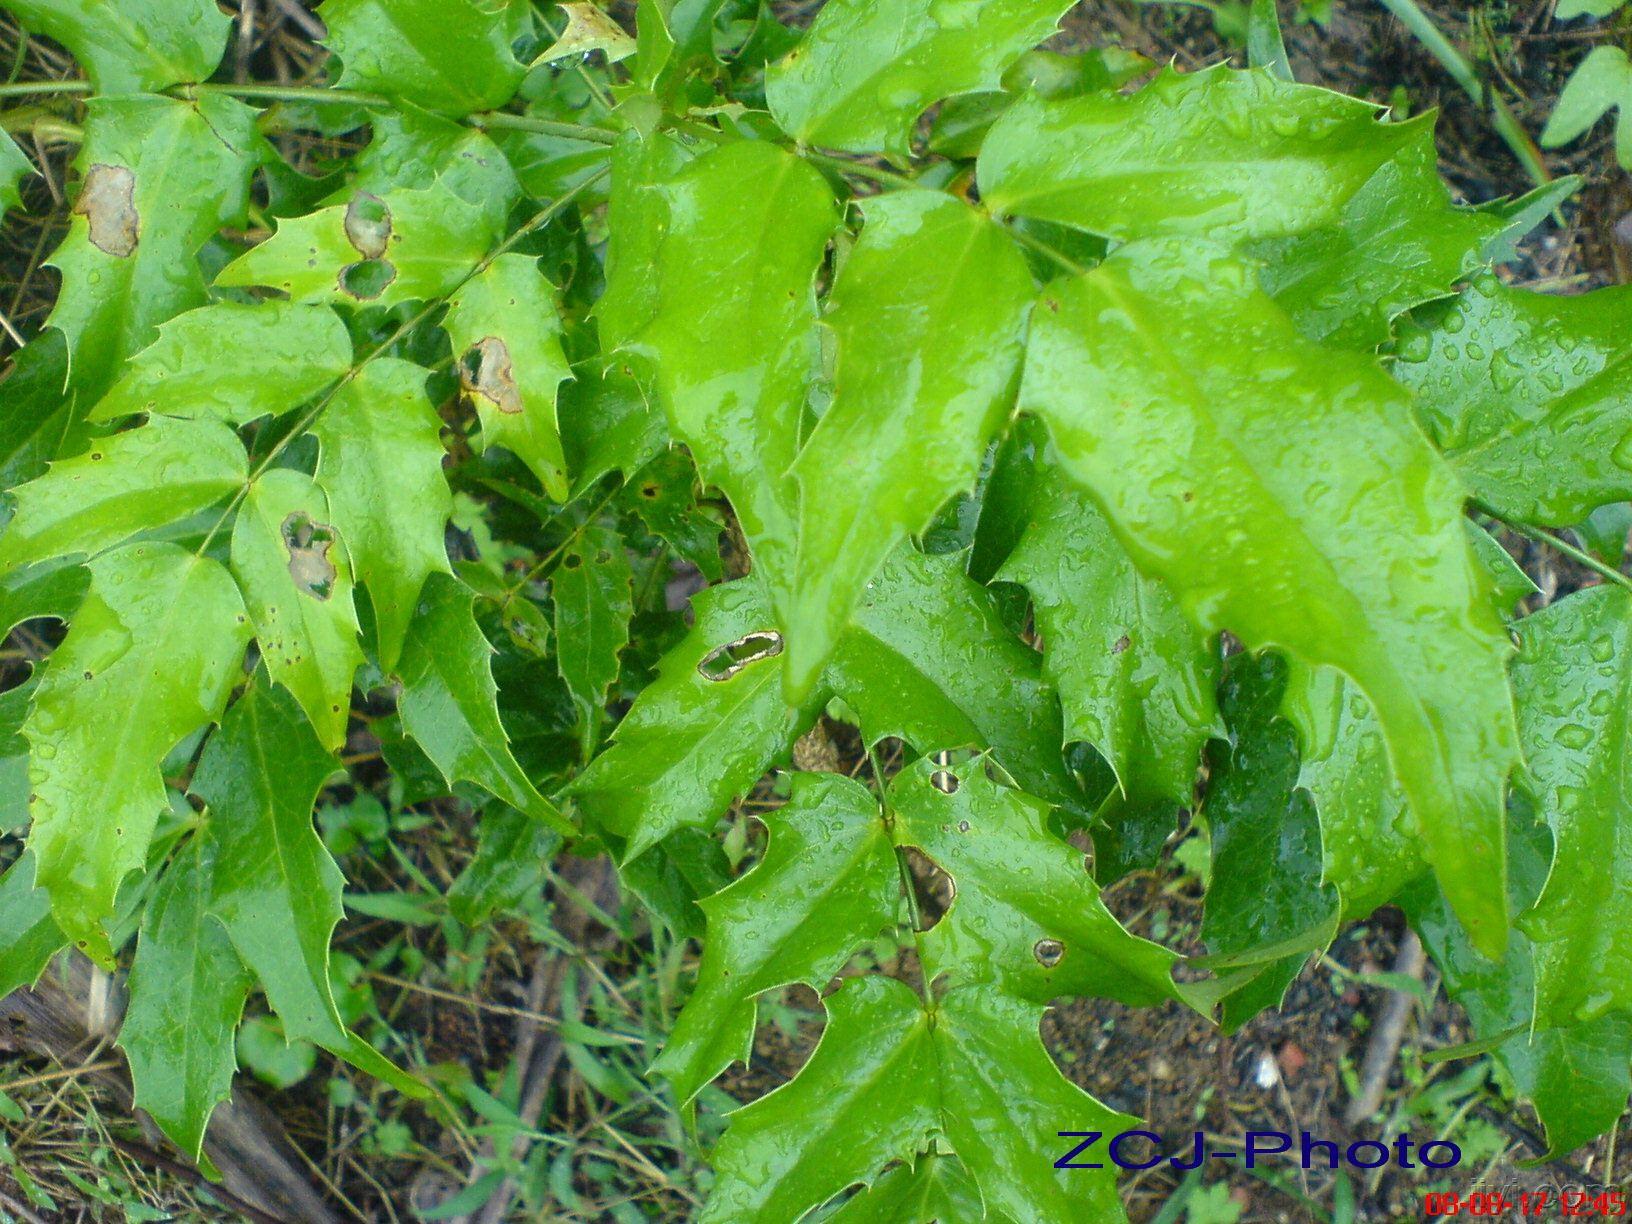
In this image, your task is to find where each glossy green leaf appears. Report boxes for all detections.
[47,94,259,398]
[786,191,1033,699]
[25,543,250,960]
[0,675,35,832]
[121,836,252,1161]
[312,359,452,673]
[1021,239,1520,958]
[0,853,64,998]
[570,576,818,860]
[230,469,364,751]
[0,415,246,573]
[825,1151,993,1224]
[1397,274,1632,527]
[3,0,228,91]
[318,0,527,115]
[89,302,352,426]
[0,131,31,226]
[596,130,693,354]
[998,458,1220,816]
[443,254,573,501]
[1468,521,1539,614]
[446,804,561,926]
[764,0,1072,156]
[891,757,1181,1008]
[0,331,76,489]
[621,141,833,614]
[654,772,894,1105]
[981,67,1419,245]
[191,677,421,1095]
[552,524,633,758]
[397,574,573,836]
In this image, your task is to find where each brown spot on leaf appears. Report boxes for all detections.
[339,258,396,300]
[1112,634,1131,654]
[75,165,138,256]
[461,337,523,415]
[1034,938,1065,968]
[281,512,338,600]
[697,630,783,681]
[343,191,392,258]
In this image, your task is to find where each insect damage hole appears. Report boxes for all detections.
[343,191,392,259]
[697,630,783,681]
[281,512,338,600]
[1033,938,1066,969]
[339,258,396,300]
[460,337,523,415]
[75,164,138,257]
[900,846,954,930]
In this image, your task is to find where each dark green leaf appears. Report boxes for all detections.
[552,523,633,756]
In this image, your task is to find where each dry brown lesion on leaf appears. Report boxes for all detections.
[461,337,523,415]
[696,630,783,681]
[343,191,392,258]
[280,511,338,600]
[74,164,139,257]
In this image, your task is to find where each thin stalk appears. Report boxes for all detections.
[187,81,393,107]
[0,79,91,98]
[468,110,618,145]
[1486,512,1632,594]
[803,150,919,192]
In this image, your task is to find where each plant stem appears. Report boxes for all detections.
[187,81,393,107]
[0,79,91,98]
[1488,513,1632,594]
[468,110,618,145]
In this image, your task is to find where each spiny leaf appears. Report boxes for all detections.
[47,94,259,399]
[891,757,1182,1008]
[396,574,573,836]
[443,254,573,501]
[1021,239,1520,958]
[1397,273,1632,527]
[0,331,75,489]
[785,191,1033,700]
[89,302,352,426]
[446,804,561,927]
[620,140,833,614]
[2,0,229,91]
[825,1151,994,1224]
[0,853,64,998]
[230,470,364,751]
[998,457,1221,817]
[596,130,693,354]
[25,543,250,961]
[552,524,633,758]
[536,3,636,66]
[765,0,1073,157]
[0,131,32,226]
[1468,521,1539,614]
[653,772,896,1105]
[318,0,528,115]
[0,414,246,573]
[121,836,252,1162]
[0,673,34,832]
[980,67,1419,245]
[191,676,422,1096]
[312,359,452,673]
[1511,585,1632,1029]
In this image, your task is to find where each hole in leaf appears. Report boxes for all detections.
[75,164,138,256]
[459,336,523,415]
[281,512,338,600]
[1112,634,1131,654]
[562,554,583,570]
[900,846,953,930]
[343,191,392,258]
[339,258,397,300]
[1034,938,1066,969]
[697,630,783,682]
[930,769,959,794]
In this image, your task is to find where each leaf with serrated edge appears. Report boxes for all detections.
[552,524,633,758]
[25,543,250,961]
[313,359,452,673]
[230,469,363,751]
[1020,238,1519,957]
[90,302,352,426]
[1,131,32,226]
[998,457,1220,814]
[447,805,561,926]
[0,415,246,573]
[319,0,527,115]
[653,772,895,1105]
[191,676,422,1095]
[397,574,572,836]
[765,0,1072,156]
[47,95,258,400]
[596,130,693,354]
[825,1151,996,1224]
[121,836,251,1162]
[785,191,1033,701]
[892,757,1181,1010]
[981,67,1419,246]
[1397,273,1632,527]
[444,254,573,501]
[3,0,229,91]
[622,141,834,616]
[0,853,64,998]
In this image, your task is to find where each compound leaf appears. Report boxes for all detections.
[3,0,229,91]
[318,0,527,115]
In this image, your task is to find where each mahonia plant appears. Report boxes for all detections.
[0,0,1628,1217]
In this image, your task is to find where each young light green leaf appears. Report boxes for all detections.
[535,2,635,65]
[1023,239,1520,959]
[786,191,1033,700]
[312,359,452,673]
[25,543,250,961]
[89,302,352,426]
[191,676,422,1096]
[318,0,527,115]
[653,772,896,1106]
[47,94,259,399]
[0,853,64,998]
[121,836,252,1162]
[1512,585,1632,1030]
[1,131,32,227]
[1541,46,1632,167]
[397,574,573,837]
[230,469,364,751]
[1397,274,1632,527]
[621,141,833,614]
[443,254,573,501]
[3,0,229,91]
[891,758,1182,1009]
[552,524,633,758]
[765,0,1073,156]
[1558,0,1629,16]
[998,459,1221,816]
[570,576,819,861]
[0,415,246,573]
[980,67,1419,245]
[596,130,694,354]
